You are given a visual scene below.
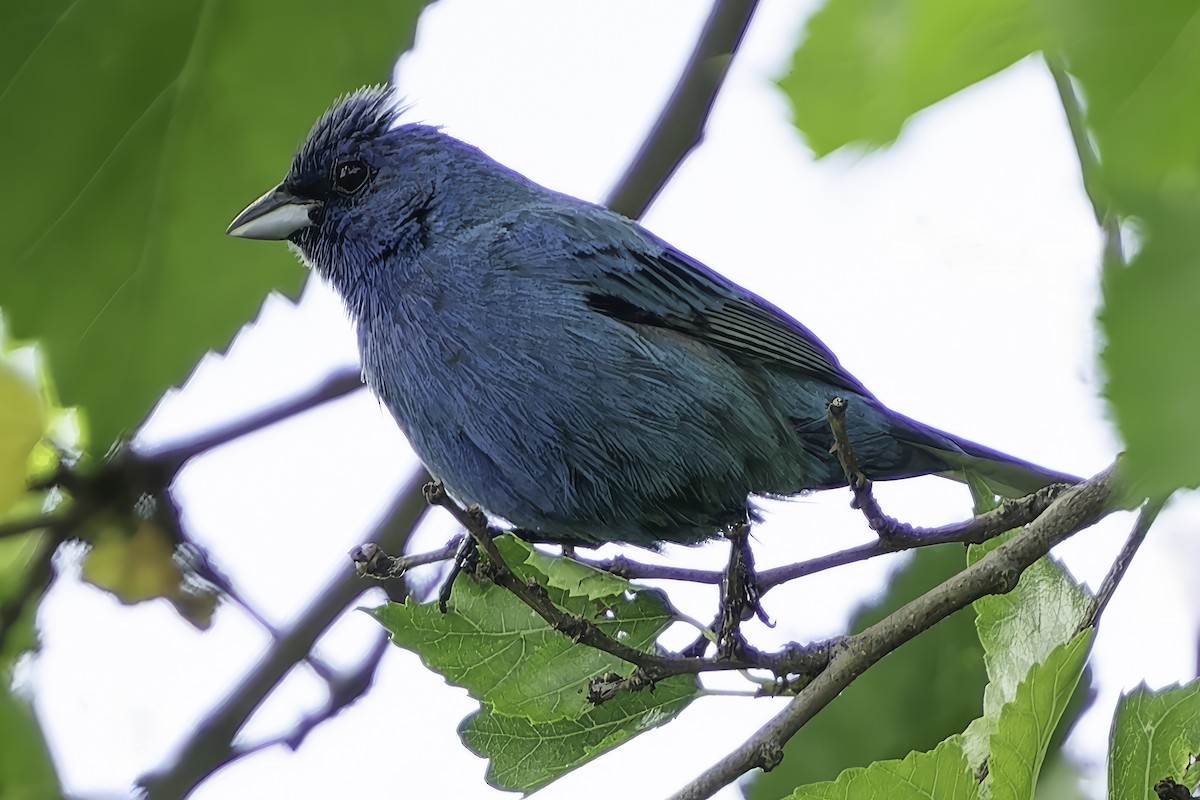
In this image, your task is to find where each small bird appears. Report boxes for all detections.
[228,86,1077,548]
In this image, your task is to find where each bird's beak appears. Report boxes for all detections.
[226,185,321,240]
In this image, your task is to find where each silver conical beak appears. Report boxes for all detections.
[227,185,321,240]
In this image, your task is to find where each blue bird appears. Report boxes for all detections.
[228,87,1077,548]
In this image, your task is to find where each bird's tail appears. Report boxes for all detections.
[894,415,1080,498]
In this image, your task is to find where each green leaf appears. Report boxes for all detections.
[962,531,1092,768]
[747,547,987,799]
[79,514,218,630]
[779,0,1043,155]
[1108,681,1200,800]
[1033,754,1087,800]
[461,675,698,794]
[968,538,1091,717]
[372,536,687,721]
[521,545,631,602]
[1101,214,1200,497]
[371,536,700,792]
[0,684,60,799]
[1048,0,1200,495]
[0,362,43,517]
[1045,0,1200,216]
[0,0,432,448]
[781,735,977,800]
[987,629,1093,800]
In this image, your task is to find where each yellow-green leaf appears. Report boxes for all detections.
[0,363,43,516]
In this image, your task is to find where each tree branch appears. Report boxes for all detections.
[581,482,1067,593]
[384,474,1069,608]
[1082,494,1166,631]
[228,633,391,762]
[141,367,364,475]
[760,482,1070,591]
[0,509,79,540]
[604,0,760,218]
[0,530,59,656]
[350,536,463,580]
[138,468,430,799]
[420,482,834,683]
[670,464,1120,800]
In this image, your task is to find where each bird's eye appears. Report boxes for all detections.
[332,160,371,196]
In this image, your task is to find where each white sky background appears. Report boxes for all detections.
[26,1,1200,798]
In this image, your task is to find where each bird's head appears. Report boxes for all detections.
[226,86,461,285]
[228,85,545,308]
[227,85,400,239]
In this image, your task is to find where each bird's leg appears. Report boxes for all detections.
[716,520,771,660]
[437,534,479,613]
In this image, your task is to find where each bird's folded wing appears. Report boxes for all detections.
[581,239,870,396]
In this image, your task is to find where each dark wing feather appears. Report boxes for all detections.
[584,243,870,395]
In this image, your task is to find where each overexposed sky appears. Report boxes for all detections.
[28,2,1199,799]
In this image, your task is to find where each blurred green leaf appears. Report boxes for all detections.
[1108,681,1200,800]
[1102,212,1200,497]
[0,0,432,449]
[779,0,1043,155]
[80,513,218,630]
[371,536,699,791]
[1046,0,1200,495]
[0,324,76,667]
[747,547,987,799]
[0,363,43,517]
[1046,0,1200,215]
[1033,754,1087,800]
[987,630,1092,800]
[781,735,976,799]
[0,684,60,799]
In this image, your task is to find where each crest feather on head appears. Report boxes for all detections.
[294,85,403,174]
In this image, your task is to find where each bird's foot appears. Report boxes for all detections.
[437,534,480,612]
[716,522,772,660]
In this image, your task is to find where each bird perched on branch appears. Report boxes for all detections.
[228,86,1077,549]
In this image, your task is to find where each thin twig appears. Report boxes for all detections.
[758,482,1069,591]
[670,464,1120,800]
[0,531,59,655]
[140,367,364,475]
[230,633,391,760]
[421,482,834,682]
[586,554,724,584]
[0,509,78,540]
[139,468,431,799]
[411,477,1066,595]
[1082,495,1167,631]
[350,535,464,580]
[604,0,760,218]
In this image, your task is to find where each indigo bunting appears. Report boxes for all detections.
[229,87,1076,548]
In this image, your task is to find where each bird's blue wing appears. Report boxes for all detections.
[488,204,870,395]
[580,235,871,396]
